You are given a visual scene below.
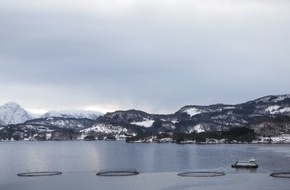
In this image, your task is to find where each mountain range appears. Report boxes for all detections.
[0,102,103,125]
[1,94,290,142]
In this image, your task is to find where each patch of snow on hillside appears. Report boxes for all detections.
[194,124,205,133]
[279,107,290,113]
[258,96,271,103]
[265,105,280,114]
[265,106,290,114]
[131,119,154,128]
[224,107,235,110]
[171,119,178,124]
[189,124,205,133]
[81,124,128,135]
[273,95,290,102]
[185,108,202,116]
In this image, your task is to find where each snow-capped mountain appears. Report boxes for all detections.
[42,110,103,120]
[0,102,34,125]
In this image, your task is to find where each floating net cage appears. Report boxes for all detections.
[270,172,290,178]
[96,168,139,176]
[178,171,225,177]
[17,171,62,177]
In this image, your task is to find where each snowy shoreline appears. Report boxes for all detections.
[2,135,290,144]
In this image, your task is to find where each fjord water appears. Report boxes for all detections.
[1,141,290,190]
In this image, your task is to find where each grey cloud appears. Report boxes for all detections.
[1,0,290,113]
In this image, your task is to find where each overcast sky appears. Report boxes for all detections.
[0,0,290,114]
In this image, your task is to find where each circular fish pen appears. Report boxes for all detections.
[17,171,62,177]
[178,171,225,177]
[96,168,139,177]
[270,172,290,178]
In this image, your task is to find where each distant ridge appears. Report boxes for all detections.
[42,110,103,120]
[0,102,103,125]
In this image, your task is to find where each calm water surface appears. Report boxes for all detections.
[1,141,290,189]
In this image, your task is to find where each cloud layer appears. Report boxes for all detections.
[1,0,290,113]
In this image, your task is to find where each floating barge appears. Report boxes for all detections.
[232,158,258,168]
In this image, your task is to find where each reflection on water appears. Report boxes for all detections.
[1,142,290,173]
[258,144,290,157]
[1,141,290,189]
